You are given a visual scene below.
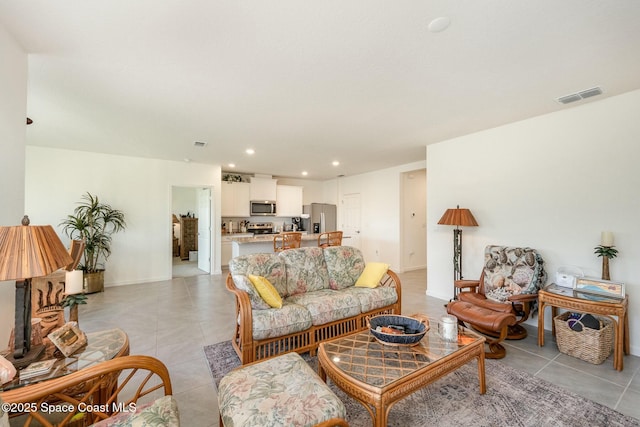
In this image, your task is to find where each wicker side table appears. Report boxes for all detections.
[538,284,629,371]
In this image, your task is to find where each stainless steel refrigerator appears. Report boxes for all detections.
[303,203,336,233]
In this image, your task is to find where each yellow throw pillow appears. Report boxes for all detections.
[355,262,389,288]
[248,275,283,308]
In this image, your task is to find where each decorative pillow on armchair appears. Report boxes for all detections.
[482,246,546,302]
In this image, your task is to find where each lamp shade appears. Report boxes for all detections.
[437,206,478,227]
[0,216,73,281]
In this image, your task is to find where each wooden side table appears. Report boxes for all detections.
[538,284,629,371]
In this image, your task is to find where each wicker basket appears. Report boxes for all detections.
[554,311,614,364]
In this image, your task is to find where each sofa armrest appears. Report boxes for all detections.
[226,273,255,363]
[382,269,402,314]
[0,355,173,427]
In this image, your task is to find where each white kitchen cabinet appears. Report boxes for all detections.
[221,182,250,217]
[276,185,303,217]
[222,237,233,266]
[250,177,277,201]
[223,234,253,266]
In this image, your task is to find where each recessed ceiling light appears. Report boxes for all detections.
[428,17,451,33]
[228,163,236,168]
[332,161,340,167]
[245,149,255,155]
[302,171,308,176]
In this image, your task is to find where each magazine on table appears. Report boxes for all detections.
[19,359,56,379]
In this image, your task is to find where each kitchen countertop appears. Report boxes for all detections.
[231,233,319,243]
[229,233,348,257]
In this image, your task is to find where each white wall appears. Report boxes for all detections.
[25,147,222,284]
[0,24,27,348]
[336,160,427,270]
[427,89,640,356]
[172,187,197,218]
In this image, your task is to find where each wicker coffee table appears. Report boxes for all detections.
[317,319,486,427]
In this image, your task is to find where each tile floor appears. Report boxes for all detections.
[75,268,640,426]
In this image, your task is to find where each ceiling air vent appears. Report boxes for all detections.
[578,87,603,99]
[556,86,603,104]
[557,94,582,104]
[194,141,207,147]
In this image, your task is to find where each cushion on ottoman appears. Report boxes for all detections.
[218,352,346,427]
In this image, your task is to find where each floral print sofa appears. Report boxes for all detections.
[227,246,402,364]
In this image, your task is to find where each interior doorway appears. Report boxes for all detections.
[171,186,213,278]
[401,169,427,272]
[342,193,361,249]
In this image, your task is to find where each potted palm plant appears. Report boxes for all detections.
[60,192,126,293]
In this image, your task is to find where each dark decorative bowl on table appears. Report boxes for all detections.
[368,314,430,346]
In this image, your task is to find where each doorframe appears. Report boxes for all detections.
[170,185,215,277]
[400,168,427,273]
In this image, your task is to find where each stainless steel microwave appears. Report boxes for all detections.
[250,200,277,216]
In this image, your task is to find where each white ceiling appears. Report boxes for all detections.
[2,1,640,180]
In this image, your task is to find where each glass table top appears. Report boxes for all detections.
[543,283,625,303]
[320,320,482,388]
[1,328,128,391]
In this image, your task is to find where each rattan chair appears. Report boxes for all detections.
[317,231,343,248]
[273,232,302,252]
[0,355,176,427]
[65,239,85,271]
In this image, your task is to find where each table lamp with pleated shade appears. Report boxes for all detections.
[0,215,72,368]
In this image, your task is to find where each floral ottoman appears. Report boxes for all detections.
[218,352,348,427]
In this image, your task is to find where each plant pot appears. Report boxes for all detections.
[84,270,104,294]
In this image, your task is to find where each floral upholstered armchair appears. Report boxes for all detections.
[0,355,178,427]
[447,245,547,358]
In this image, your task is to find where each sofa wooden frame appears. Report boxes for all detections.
[226,269,402,364]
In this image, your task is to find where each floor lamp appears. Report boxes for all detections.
[0,215,73,368]
[438,205,478,299]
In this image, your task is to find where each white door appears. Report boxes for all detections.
[197,188,211,273]
[342,193,361,249]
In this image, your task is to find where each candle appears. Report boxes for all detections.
[65,270,84,295]
[601,231,614,247]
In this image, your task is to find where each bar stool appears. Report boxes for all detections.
[318,231,343,248]
[273,232,302,252]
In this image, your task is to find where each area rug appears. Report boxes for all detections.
[204,341,639,427]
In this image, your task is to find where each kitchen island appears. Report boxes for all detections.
[231,233,342,257]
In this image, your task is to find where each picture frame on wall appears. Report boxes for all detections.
[575,277,625,299]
